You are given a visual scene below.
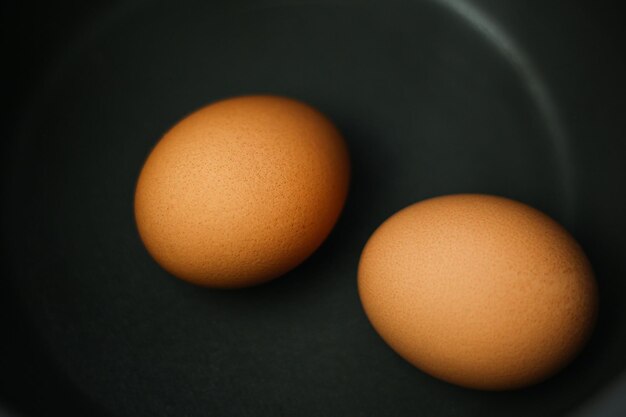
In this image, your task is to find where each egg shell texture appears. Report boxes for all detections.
[135,96,350,287]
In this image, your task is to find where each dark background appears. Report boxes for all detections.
[2,0,626,416]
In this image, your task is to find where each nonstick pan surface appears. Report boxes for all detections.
[2,0,626,416]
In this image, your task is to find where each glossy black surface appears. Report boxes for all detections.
[2,0,626,416]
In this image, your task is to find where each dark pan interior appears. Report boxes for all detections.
[2,0,626,416]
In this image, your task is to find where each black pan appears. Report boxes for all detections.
[2,0,626,416]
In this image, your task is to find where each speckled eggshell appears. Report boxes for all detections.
[358,194,598,390]
[135,95,350,288]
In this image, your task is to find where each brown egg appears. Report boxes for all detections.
[358,194,598,390]
[135,95,350,288]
